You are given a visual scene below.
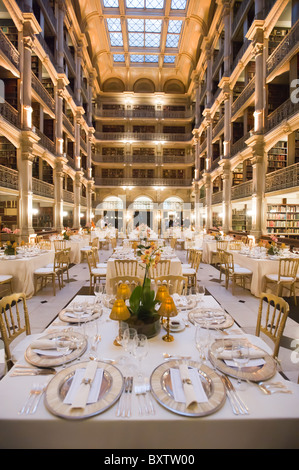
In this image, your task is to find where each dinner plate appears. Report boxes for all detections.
[208,338,276,382]
[25,331,87,368]
[174,296,197,310]
[150,359,226,417]
[188,308,234,329]
[163,319,185,333]
[59,307,102,324]
[44,360,124,420]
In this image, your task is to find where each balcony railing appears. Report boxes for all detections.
[36,33,56,68]
[94,108,193,120]
[34,128,56,154]
[0,165,18,190]
[212,116,224,140]
[231,77,255,117]
[63,113,75,136]
[64,42,76,73]
[231,38,251,73]
[212,46,224,77]
[92,154,194,165]
[0,27,20,70]
[232,0,252,37]
[32,178,54,199]
[266,19,299,77]
[212,190,223,205]
[199,139,207,154]
[81,196,87,207]
[265,163,299,193]
[94,132,193,142]
[230,132,251,157]
[94,177,193,187]
[31,72,55,113]
[63,189,74,203]
[231,180,253,200]
[266,98,299,133]
[0,101,20,128]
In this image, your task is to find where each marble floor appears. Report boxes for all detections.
[20,245,299,384]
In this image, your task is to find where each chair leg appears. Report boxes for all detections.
[53,274,56,296]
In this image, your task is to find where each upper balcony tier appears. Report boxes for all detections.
[94,108,194,121]
[94,177,193,188]
[94,131,193,143]
[92,153,194,166]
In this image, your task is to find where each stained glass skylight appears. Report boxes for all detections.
[126,0,164,7]
[103,0,119,7]
[171,0,187,9]
[164,55,176,63]
[113,54,125,62]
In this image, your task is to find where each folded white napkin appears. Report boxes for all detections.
[217,348,265,360]
[67,361,100,409]
[170,365,208,408]
[30,338,77,350]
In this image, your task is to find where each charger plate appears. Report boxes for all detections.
[59,308,102,324]
[188,308,234,329]
[209,339,276,382]
[25,331,87,368]
[44,360,124,420]
[150,359,226,417]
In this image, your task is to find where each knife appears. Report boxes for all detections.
[223,375,249,414]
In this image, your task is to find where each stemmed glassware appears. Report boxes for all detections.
[94,282,104,307]
[232,342,249,390]
[196,284,205,302]
[132,334,149,379]
[195,325,209,364]
[56,338,71,368]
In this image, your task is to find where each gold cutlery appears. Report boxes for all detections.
[11,367,56,376]
[18,384,45,414]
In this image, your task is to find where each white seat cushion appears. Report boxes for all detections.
[182,268,196,275]
[34,267,54,275]
[233,267,252,275]
[181,263,191,269]
[91,268,106,276]
[96,263,107,268]
[266,274,295,282]
[0,275,13,282]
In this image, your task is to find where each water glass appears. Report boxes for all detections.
[195,325,209,364]
[232,343,249,390]
[56,338,71,368]
[197,284,205,302]
[133,334,149,379]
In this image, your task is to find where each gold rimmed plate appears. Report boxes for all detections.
[188,308,234,330]
[59,308,102,324]
[208,339,276,382]
[150,359,226,417]
[44,360,124,420]
[25,331,87,368]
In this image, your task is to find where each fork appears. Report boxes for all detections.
[18,384,41,415]
[135,385,149,415]
[116,376,128,417]
[123,377,133,418]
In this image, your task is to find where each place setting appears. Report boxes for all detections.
[59,297,103,324]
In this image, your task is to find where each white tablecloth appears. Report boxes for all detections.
[0,251,54,298]
[106,257,182,294]
[51,239,89,264]
[0,294,298,449]
[202,241,217,263]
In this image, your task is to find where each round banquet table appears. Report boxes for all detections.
[0,293,299,449]
[0,250,54,298]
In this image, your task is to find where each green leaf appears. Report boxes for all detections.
[129,285,142,315]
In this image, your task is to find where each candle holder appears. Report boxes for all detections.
[116,282,131,300]
[109,299,130,346]
[158,296,178,342]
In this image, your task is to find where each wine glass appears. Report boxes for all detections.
[56,338,71,369]
[73,301,85,329]
[121,328,137,356]
[132,334,149,379]
[232,342,249,390]
[94,282,104,306]
[197,284,205,303]
[195,325,209,364]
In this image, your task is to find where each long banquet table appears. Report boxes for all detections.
[0,293,298,449]
[0,250,54,298]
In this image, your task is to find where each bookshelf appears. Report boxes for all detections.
[295,131,299,164]
[0,137,17,169]
[268,27,290,56]
[266,203,299,236]
[267,140,287,173]
[232,208,252,232]
[232,163,243,186]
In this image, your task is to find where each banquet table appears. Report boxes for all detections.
[0,294,298,449]
[201,240,217,264]
[51,238,89,264]
[230,251,299,297]
[105,256,183,294]
[0,250,54,298]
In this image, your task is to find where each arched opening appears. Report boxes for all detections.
[96,196,124,231]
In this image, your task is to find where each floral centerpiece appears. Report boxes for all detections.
[266,235,285,256]
[125,242,162,338]
[2,228,20,255]
[4,240,17,255]
[62,228,71,240]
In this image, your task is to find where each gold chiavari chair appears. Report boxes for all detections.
[223,251,253,295]
[182,248,195,269]
[264,258,299,305]
[229,240,242,251]
[256,292,290,359]
[53,240,67,251]
[154,275,188,295]
[33,250,64,295]
[182,250,202,287]
[91,246,107,269]
[86,250,107,293]
[149,259,170,279]
[0,274,13,296]
[170,238,177,250]
[114,259,138,277]
[211,240,229,265]
[89,237,99,249]
[110,276,143,296]
[0,292,31,370]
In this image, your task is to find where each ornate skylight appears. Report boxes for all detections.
[103,0,188,66]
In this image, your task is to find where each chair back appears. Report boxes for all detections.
[110,276,143,295]
[54,240,67,251]
[86,250,96,274]
[256,292,289,358]
[0,293,31,366]
[38,240,51,250]
[229,241,242,251]
[187,249,195,264]
[149,259,170,279]
[278,258,299,280]
[111,238,117,249]
[154,275,188,295]
[91,246,100,264]
[170,238,177,249]
[191,250,202,270]
[216,240,228,251]
[223,251,234,273]
[115,259,138,276]
[90,237,99,248]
